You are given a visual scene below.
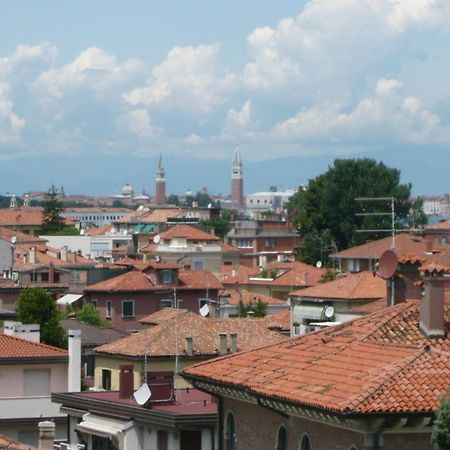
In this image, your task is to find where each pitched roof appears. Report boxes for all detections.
[0,226,45,245]
[140,307,189,325]
[159,225,220,241]
[184,301,450,415]
[0,333,68,359]
[95,311,286,357]
[219,264,260,285]
[178,270,223,290]
[426,220,450,230]
[291,271,386,301]
[0,208,43,226]
[331,233,448,260]
[0,433,36,450]
[59,319,126,347]
[267,308,291,331]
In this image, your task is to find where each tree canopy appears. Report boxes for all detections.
[41,185,65,234]
[287,158,427,264]
[16,287,67,348]
[431,394,450,450]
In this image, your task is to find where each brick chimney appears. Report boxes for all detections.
[119,364,134,399]
[420,276,445,338]
[386,278,406,307]
[218,333,227,355]
[185,336,193,356]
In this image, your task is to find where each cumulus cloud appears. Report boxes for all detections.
[0,82,25,143]
[226,100,252,128]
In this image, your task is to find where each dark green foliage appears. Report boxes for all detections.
[237,298,267,317]
[167,194,180,206]
[76,303,111,328]
[203,215,231,239]
[112,199,127,208]
[16,287,67,348]
[287,159,423,264]
[319,269,337,284]
[195,191,212,207]
[41,185,65,235]
[51,225,80,236]
[432,395,450,450]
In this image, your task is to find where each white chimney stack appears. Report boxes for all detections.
[61,246,68,262]
[4,321,40,343]
[68,329,81,392]
[29,246,37,264]
[38,420,55,450]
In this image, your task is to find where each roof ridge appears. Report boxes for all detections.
[0,332,67,354]
[347,346,426,411]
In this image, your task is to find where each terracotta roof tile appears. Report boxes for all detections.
[85,270,155,292]
[224,289,287,306]
[159,225,220,241]
[140,307,189,325]
[219,265,260,285]
[0,208,43,225]
[291,271,386,301]
[0,433,36,450]
[95,311,286,357]
[0,333,67,359]
[178,270,223,290]
[184,301,450,414]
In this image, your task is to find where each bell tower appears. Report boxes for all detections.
[231,146,244,210]
[155,154,166,205]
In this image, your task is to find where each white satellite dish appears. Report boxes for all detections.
[138,205,144,211]
[153,234,161,244]
[199,303,210,317]
[316,261,322,268]
[110,227,116,234]
[207,203,212,208]
[155,255,161,263]
[10,236,17,245]
[80,229,85,236]
[324,305,334,319]
[133,383,151,406]
[122,229,128,236]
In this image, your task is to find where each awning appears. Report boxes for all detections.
[293,304,334,322]
[133,224,154,233]
[56,294,83,306]
[76,413,133,444]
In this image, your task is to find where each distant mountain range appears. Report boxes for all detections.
[0,145,448,197]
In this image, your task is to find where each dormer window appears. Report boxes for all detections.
[161,270,173,284]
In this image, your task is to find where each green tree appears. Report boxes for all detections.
[195,191,212,207]
[288,159,422,264]
[167,194,180,206]
[41,185,65,234]
[203,215,231,239]
[431,395,450,450]
[76,303,110,328]
[237,298,267,317]
[16,287,67,348]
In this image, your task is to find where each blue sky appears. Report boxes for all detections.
[1,1,450,182]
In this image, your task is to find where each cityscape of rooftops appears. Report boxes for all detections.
[0,2,448,450]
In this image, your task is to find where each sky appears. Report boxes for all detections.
[1,0,450,193]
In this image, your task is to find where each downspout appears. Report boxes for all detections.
[218,397,224,450]
[373,419,388,450]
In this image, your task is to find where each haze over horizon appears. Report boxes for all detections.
[1,1,450,195]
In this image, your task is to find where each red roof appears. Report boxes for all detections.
[178,270,223,290]
[184,301,450,414]
[0,434,35,450]
[224,289,287,306]
[0,333,67,359]
[291,271,386,301]
[159,225,220,241]
[0,208,43,226]
[219,264,260,285]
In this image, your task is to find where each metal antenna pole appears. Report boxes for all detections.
[174,287,178,376]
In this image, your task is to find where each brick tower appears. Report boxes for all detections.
[155,154,166,205]
[231,146,244,210]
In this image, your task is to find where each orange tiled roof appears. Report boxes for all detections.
[290,271,386,301]
[331,233,448,260]
[0,333,67,359]
[0,208,43,226]
[0,226,45,244]
[159,225,220,241]
[426,220,450,230]
[140,208,183,223]
[140,307,189,325]
[85,270,155,292]
[95,311,286,357]
[184,301,450,414]
[349,297,388,315]
[224,289,287,306]
[0,434,34,450]
[267,308,291,331]
[178,270,223,290]
[219,264,260,285]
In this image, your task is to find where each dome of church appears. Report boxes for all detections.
[121,183,134,196]
[185,189,194,197]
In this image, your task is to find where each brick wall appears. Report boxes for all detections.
[222,397,432,450]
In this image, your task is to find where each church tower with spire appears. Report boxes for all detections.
[231,146,244,210]
[155,154,166,205]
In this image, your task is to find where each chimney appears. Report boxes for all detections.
[386,278,406,307]
[119,364,134,399]
[218,333,227,355]
[185,336,193,356]
[425,240,433,254]
[48,263,54,284]
[73,252,77,263]
[4,321,40,343]
[29,246,36,264]
[420,276,445,337]
[38,420,55,450]
[230,333,238,353]
[143,253,148,263]
[68,329,81,392]
[61,246,68,261]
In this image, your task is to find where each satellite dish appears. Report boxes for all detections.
[207,203,212,208]
[110,227,116,234]
[377,250,398,279]
[138,205,144,211]
[324,305,334,319]
[155,255,161,263]
[199,303,210,317]
[134,383,151,406]
[122,229,128,236]
[10,236,17,245]
[80,229,85,236]
[316,261,322,268]
[153,234,161,244]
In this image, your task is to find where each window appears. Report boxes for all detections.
[101,369,111,390]
[24,369,50,396]
[41,272,49,282]
[159,299,173,309]
[276,426,288,450]
[161,270,173,284]
[54,272,60,283]
[30,272,38,282]
[225,412,236,450]
[236,239,252,248]
[91,299,98,309]
[157,430,168,450]
[122,300,134,318]
[193,260,204,271]
[106,301,112,318]
[300,434,312,450]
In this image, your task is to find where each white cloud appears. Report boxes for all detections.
[0,82,25,143]
[122,109,159,139]
[226,100,252,128]
[184,133,203,145]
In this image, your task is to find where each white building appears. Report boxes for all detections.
[246,189,296,214]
